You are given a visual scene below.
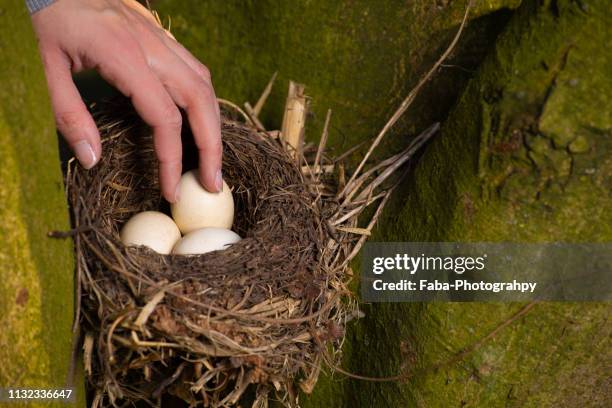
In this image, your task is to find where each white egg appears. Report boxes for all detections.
[120,211,181,254]
[170,170,234,234]
[172,228,241,255]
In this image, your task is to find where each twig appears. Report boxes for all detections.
[339,123,438,208]
[313,109,332,177]
[134,290,165,327]
[340,190,394,269]
[164,290,343,325]
[254,71,278,116]
[335,226,371,236]
[333,138,371,164]
[302,164,334,174]
[217,98,254,125]
[47,225,92,238]
[152,363,186,399]
[82,333,94,377]
[244,101,267,131]
[353,123,439,203]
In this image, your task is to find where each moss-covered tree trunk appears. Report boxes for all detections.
[156,1,611,406]
[0,1,81,406]
[328,1,611,406]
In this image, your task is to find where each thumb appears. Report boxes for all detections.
[41,50,101,169]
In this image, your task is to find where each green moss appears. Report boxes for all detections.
[381,0,612,243]
[156,0,520,158]
[568,135,589,153]
[334,1,611,407]
[0,1,81,405]
[0,117,49,390]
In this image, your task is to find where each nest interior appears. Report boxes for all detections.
[69,101,348,407]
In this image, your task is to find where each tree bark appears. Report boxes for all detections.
[327,1,611,406]
[0,1,82,406]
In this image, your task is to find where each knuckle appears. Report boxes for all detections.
[198,64,212,81]
[117,36,142,59]
[160,104,182,129]
[100,10,130,34]
[100,6,127,25]
[190,81,215,106]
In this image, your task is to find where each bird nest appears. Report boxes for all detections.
[65,81,438,407]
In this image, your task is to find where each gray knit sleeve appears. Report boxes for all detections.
[26,0,56,14]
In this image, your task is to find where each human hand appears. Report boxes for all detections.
[31,0,223,202]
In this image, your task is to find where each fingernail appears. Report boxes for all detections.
[174,183,181,203]
[73,140,96,169]
[215,169,223,192]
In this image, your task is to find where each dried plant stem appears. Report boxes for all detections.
[217,98,253,125]
[340,190,393,269]
[281,81,308,160]
[353,123,439,203]
[244,101,267,131]
[313,109,332,176]
[301,164,334,174]
[339,1,472,198]
[254,71,278,116]
[339,123,438,208]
